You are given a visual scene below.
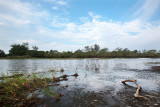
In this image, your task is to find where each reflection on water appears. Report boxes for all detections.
[0,58,160,93]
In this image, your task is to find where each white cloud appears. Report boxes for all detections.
[52,6,58,10]
[51,19,66,27]
[39,42,81,52]
[88,12,102,19]
[35,13,160,51]
[15,39,37,44]
[133,0,160,21]
[44,14,160,51]
[50,16,69,28]
[57,1,68,5]
[0,0,160,53]
[0,0,48,26]
[44,0,68,6]
[66,23,77,31]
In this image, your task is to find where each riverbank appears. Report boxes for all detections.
[1,71,160,107]
[46,83,160,107]
[0,56,160,60]
[0,71,58,106]
[0,70,79,106]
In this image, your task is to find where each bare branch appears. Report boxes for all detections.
[122,79,149,101]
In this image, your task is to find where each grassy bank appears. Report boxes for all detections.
[0,69,79,106]
[0,72,60,106]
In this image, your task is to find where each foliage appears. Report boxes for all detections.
[0,49,5,57]
[32,46,38,51]
[3,43,160,58]
[9,42,29,56]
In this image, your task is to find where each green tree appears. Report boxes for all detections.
[100,48,108,53]
[98,48,109,57]
[112,47,123,57]
[84,46,90,52]
[90,44,100,53]
[94,44,100,52]
[48,50,59,58]
[32,46,38,51]
[73,49,83,58]
[0,49,5,57]
[9,43,29,56]
[27,45,39,57]
[122,48,130,57]
[147,50,157,57]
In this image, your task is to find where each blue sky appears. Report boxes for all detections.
[0,0,160,53]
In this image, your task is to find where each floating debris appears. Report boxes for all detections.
[71,73,79,77]
[60,74,68,79]
[60,68,64,72]
[49,69,56,72]
[53,77,61,82]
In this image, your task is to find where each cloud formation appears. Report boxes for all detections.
[133,0,160,21]
[0,0,160,53]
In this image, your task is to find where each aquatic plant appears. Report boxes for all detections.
[41,87,61,100]
[0,73,58,106]
[0,68,79,106]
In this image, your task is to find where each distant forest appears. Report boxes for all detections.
[0,42,160,58]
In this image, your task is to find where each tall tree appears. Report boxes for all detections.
[84,46,90,52]
[94,44,100,52]
[32,46,38,51]
[90,44,100,52]
[9,43,29,56]
[0,49,5,57]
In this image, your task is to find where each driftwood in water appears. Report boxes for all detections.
[71,73,78,77]
[122,79,149,100]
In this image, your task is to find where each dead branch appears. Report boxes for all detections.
[122,79,149,101]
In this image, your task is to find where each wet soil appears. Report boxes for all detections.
[151,66,160,71]
[40,79,160,107]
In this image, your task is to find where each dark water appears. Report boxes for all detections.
[0,58,160,106]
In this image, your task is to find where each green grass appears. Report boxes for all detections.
[0,72,59,106]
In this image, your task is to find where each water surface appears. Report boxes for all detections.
[0,58,160,106]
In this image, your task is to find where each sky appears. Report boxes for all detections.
[0,0,160,53]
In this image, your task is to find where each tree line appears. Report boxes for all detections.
[0,42,160,58]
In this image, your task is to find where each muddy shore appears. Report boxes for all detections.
[42,66,160,107]
[41,81,160,107]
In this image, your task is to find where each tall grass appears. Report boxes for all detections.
[0,72,59,106]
